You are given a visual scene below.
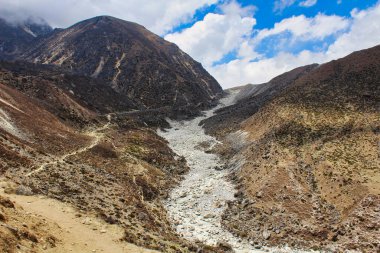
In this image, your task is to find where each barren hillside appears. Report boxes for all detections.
[203,45,380,252]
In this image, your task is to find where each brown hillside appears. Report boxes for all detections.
[205,45,380,252]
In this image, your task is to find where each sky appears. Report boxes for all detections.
[1,0,380,88]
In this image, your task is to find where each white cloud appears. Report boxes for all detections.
[1,0,379,89]
[254,14,350,42]
[274,0,317,12]
[209,2,380,88]
[274,0,296,12]
[0,0,218,34]
[165,1,256,66]
[325,4,380,59]
[209,50,325,87]
[299,0,317,7]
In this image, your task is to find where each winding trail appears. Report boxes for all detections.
[26,116,112,177]
[158,93,317,253]
[0,186,159,253]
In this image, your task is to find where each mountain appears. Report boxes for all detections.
[0,59,195,252]
[203,45,380,251]
[202,63,319,135]
[0,17,52,60]
[0,16,226,253]
[20,16,223,109]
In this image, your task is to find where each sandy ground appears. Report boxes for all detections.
[1,186,159,253]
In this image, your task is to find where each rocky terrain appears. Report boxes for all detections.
[158,92,321,253]
[20,16,223,109]
[0,185,160,253]
[0,15,226,253]
[203,45,380,252]
[0,12,379,253]
[0,17,52,60]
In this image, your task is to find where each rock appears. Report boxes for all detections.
[15,185,34,196]
[0,196,15,208]
[256,191,263,198]
[216,241,233,252]
[263,230,271,240]
[204,213,215,219]
[214,166,223,171]
[81,217,92,225]
[179,192,187,198]
[0,211,6,221]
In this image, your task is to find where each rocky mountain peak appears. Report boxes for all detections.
[20,16,223,110]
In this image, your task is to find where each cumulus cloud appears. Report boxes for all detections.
[165,1,256,66]
[1,0,379,89]
[0,0,218,34]
[208,2,380,88]
[254,14,349,43]
[209,50,327,87]
[325,5,380,59]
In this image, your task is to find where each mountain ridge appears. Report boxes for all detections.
[19,15,223,109]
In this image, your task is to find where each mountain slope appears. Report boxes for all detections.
[0,18,52,60]
[204,45,380,252]
[0,61,139,125]
[0,58,226,253]
[21,16,223,109]
[202,63,318,135]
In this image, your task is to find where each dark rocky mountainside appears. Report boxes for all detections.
[204,45,380,252]
[20,16,222,109]
[0,18,52,60]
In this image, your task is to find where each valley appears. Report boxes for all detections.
[0,13,379,253]
[158,92,317,253]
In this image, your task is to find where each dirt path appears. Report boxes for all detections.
[1,188,159,253]
[26,117,111,177]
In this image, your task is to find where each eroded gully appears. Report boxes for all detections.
[157,92,318,253]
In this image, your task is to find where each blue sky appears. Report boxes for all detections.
[1,0,380,88]
[164,0,380,87]
[173,0,377,32]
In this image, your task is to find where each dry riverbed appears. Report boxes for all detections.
[158,93,319,253]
